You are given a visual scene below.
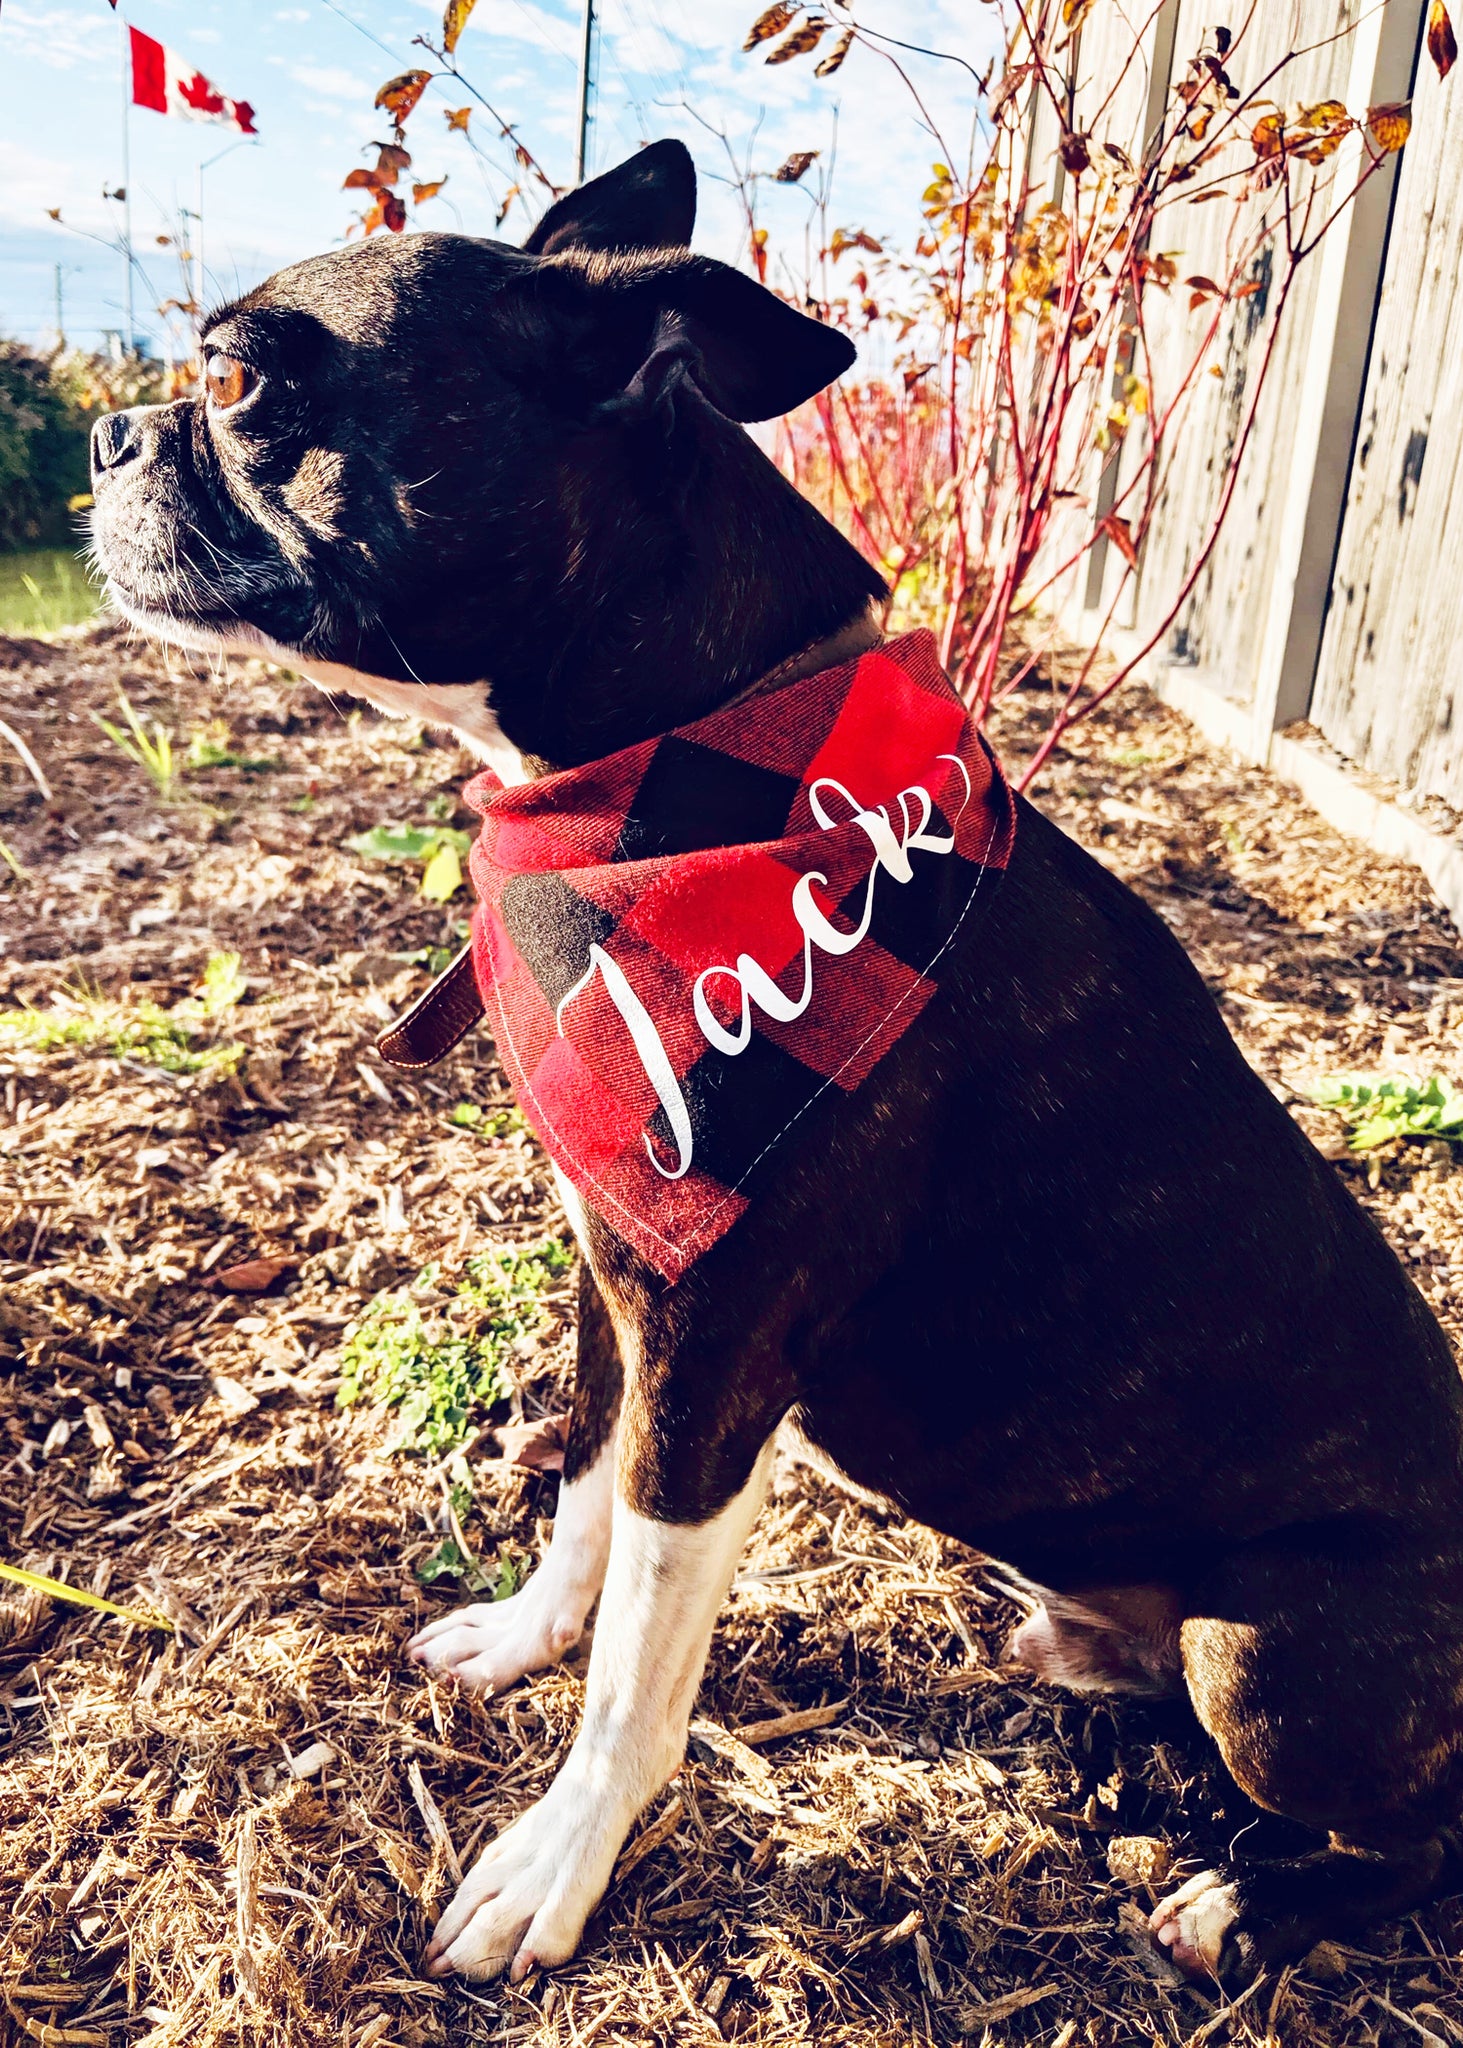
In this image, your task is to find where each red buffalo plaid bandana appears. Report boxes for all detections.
[463,630,1015,1281]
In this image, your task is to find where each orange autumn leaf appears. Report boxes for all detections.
[375,70,431,127]
[766,16,829,64]
[1429,1,1457,79]
[1097,512,1139,569]
[413,178,447,203]
[445,105,471,131]
[815,27,854,76]
[1368,101,1413,152]
[742,3,799,50]
[1250,110,1284,159]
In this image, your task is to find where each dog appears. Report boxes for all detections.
[88,139,1463,1992]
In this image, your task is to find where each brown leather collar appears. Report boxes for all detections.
[374,613,887,1072]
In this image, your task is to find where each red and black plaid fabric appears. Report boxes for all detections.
[464,629,1015,1281]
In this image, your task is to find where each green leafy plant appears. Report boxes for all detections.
[1313,1075,1463,1152]
[345,821,471,902]
[446,1100,525,1138]
[416,1536,520,1597]
[337,1237,573,1454]
[197,951,247,1017]
[94,691,177,801]
[0,985,243,1074]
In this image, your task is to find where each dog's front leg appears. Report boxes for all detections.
[424,1435,776,1982]
[408,1266,620,1692]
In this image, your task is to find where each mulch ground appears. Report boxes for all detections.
[0,623,1459,2048]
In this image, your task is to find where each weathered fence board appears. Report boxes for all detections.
[1311,14,1463,809]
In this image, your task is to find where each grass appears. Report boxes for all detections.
[337,1237,573,1455]
[0,955,246,1073]
[0,548,99,636]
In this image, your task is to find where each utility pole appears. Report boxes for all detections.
[53,265,65,352]
[574,0,595,185]
[120,12,135,352]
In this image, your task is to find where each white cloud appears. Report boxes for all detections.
[287,62,377,101]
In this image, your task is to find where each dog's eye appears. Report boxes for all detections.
[204,352,255,410]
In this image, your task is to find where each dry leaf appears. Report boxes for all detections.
[1251,109,1284,159]
[441,0,475,55]
[1062,0,1098,26]
[1097,513,1139,569]
[742,2,799,50]
[1429,0,1457,79]
[1060,129,1092,175]
[445,105,471,131]
[375,70,431,128]
[773,150,819,183]
[814,27,854,76]
[412,178,447,204]
[766,16,829,64]
[494,1412,570,1472]
[1368,101,1413,152]
[215,1256,295,1293]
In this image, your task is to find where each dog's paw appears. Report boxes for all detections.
[407,1582,585,1693]
[424,1775,625,1982]
[1150,1870,1242,1981]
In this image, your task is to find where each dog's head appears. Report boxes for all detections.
[88,141,869,759]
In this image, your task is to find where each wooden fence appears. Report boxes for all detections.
[1044,0,1463,916]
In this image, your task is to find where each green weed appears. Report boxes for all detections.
[94,691,177,801]
[0,958,246,1074]
[416,1536,520,1597]
[1313,1074,1463,1152]
[337,1237,573,1455]
[446,1100,526,1138]
[346,822,472,902]
[186,720,280,774]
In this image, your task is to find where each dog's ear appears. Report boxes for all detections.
[523,140,696,258]
[498,250,856,423]
[639,254,857,421]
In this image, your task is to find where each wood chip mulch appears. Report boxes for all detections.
[0,624,1459,2048]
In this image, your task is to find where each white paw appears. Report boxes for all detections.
[407,1580,587,1693]
[425,1772,628,1982]
[1150,1869,1240,1979]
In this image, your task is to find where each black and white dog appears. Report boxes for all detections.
[88,142,1463,1991]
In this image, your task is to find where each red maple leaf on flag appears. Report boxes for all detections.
[180,72,226,117]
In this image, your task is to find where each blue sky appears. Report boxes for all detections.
[0,0,996,358]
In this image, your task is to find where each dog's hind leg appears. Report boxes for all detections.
[1003,1583,1186,1698]
[408,1264,621,1691]
[1151,1521,1463,1986]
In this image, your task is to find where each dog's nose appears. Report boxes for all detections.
[91,408,148,482]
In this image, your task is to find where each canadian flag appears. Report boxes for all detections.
[128,25,257,134]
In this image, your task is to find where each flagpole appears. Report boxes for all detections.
[574,0,595,185]
[120,12,135,352]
